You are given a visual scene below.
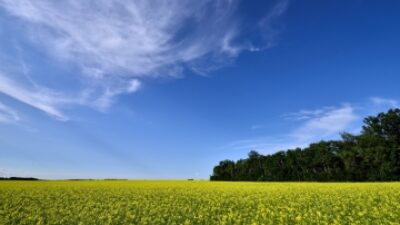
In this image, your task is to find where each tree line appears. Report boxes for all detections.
[0,177,39,181]
[211,108,400,181]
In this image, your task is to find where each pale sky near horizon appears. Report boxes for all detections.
[0,0,399,179]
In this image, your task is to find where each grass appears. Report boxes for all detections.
[0,181,399,224]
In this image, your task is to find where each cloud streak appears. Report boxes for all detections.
[225,96,400,155]
[370,97,399,108]
[0,101,19,123]
[224,103,361,154]
[291,104,358,142]
[0,73,69,120]
[0,0,289,121]
[258,0,289,48]
[0,0,242,78]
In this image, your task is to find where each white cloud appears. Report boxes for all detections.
[0,0,289,121]
[0,101,19,123]
[370,97,399,108]
[0,73,70,121]
[0,72,142,120]
[222,98,400,156]
[0,0,242,78]
[222,136,308,154]
[93,79,141,110]
[292,104,358,142]
[258,0,289,48]
[224,104,359,155]
[284,106,335,121]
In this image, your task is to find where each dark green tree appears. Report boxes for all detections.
[211,108,400,181]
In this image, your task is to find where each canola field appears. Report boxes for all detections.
[0,181,400,225]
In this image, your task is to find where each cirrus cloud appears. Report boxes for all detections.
[0,0,289,121]
[0,100,19,123]
[0,0,243,78]
[290,104,358,142]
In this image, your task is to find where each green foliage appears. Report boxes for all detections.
[1,181,400,224]
[211,108,400,181]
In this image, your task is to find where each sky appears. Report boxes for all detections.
[0,0,399,179]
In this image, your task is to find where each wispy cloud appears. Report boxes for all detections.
[223,103,360,154]
[0,71,143,120]
[258,0,289,48]
[221,136,307,154]
[0,73,69,120]
[370,97,399,108]
[0,101,19,123]
[0,0,242,78]
[284,106,336,121]
[224,97,400,155]
[93,79,141,110]
[291,104,358,142]
[0,0,289,121]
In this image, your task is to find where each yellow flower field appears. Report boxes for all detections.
[0,181,399,225]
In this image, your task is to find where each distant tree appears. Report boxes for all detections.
[210,108,400,181]
[362,109,400,145]
[210,160,235,181]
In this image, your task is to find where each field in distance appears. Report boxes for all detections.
[1,181,399,225]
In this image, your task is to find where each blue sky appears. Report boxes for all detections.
[0,0,399,179]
